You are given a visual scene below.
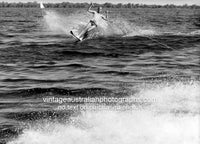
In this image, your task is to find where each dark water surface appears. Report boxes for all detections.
[0,8,200,144]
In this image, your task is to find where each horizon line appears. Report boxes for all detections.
[0,1,199,6]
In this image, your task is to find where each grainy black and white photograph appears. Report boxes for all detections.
[0,0,200,144]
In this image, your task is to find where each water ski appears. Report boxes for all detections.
[70,29,91,42]
[70,21,96,42]
[70,28,89,42]
[70,30,82,41]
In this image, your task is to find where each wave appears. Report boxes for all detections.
[57,50,123,58]
[7,80,200,144]
[136,80,200,114]
[6,110,74,122]
[2,78,67,83]
[0,125,21,144]
[27,63,91,69]
[7,112,200,144]
[0,87,112,98]
[96,70,141,76]
[0,20,35,23]
[189,30,200,35]
[0,33,15,38]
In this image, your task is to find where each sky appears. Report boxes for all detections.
[0,0,200,5]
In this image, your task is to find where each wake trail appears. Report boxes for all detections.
[42,9,91,35]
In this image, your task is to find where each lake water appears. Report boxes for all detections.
[0,8,200,144]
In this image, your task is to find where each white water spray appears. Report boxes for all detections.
[8,81,200,144]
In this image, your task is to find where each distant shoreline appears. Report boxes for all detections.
[0,2,200,9]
